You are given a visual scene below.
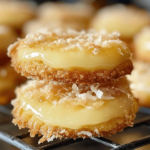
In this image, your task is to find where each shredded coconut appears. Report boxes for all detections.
[25,33,45,44]
[94,128,99,134]
[19,78,127,105]
[72,84,78,93]
[78,131,92,137]
[13,28,126,55]
[76,43,83,50]
[37,34,45,41]
[96,90,103,99]
[101,39,122,48]
[90,85,98,93]
[78,92,97,101]
[7,27,128,57]
[60,129,66,134]
[47,135,55,142]
[92,48,99,54]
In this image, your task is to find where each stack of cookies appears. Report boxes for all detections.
[8,28,138,144]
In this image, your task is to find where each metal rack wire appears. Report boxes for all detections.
[0,105,150,150]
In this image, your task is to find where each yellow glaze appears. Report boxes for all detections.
[19,94,133,129]
[17,44,131,71]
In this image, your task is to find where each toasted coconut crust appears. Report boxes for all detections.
[12,98,138,144]
[10,57,133,84]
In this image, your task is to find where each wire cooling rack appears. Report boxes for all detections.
[0,105,150,150]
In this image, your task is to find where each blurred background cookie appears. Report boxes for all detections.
[128,26,150,108]
[0,1,36,30]
[22,19,87,36]
[90,4,150,49]
[0,63,26,105]
[37,2,95,29]
[0,25,17,64]
[134,26,150,62]
[128,61,150,107]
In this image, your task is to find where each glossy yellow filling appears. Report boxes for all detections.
[19,94,133,129]
[17,45,130,71]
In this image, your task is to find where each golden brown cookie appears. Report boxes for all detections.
[8,29,132,84]
[12,77,138,143]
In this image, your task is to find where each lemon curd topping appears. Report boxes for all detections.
[8,29,131,71]
[19,94,133,129]
[16,77,134,129]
